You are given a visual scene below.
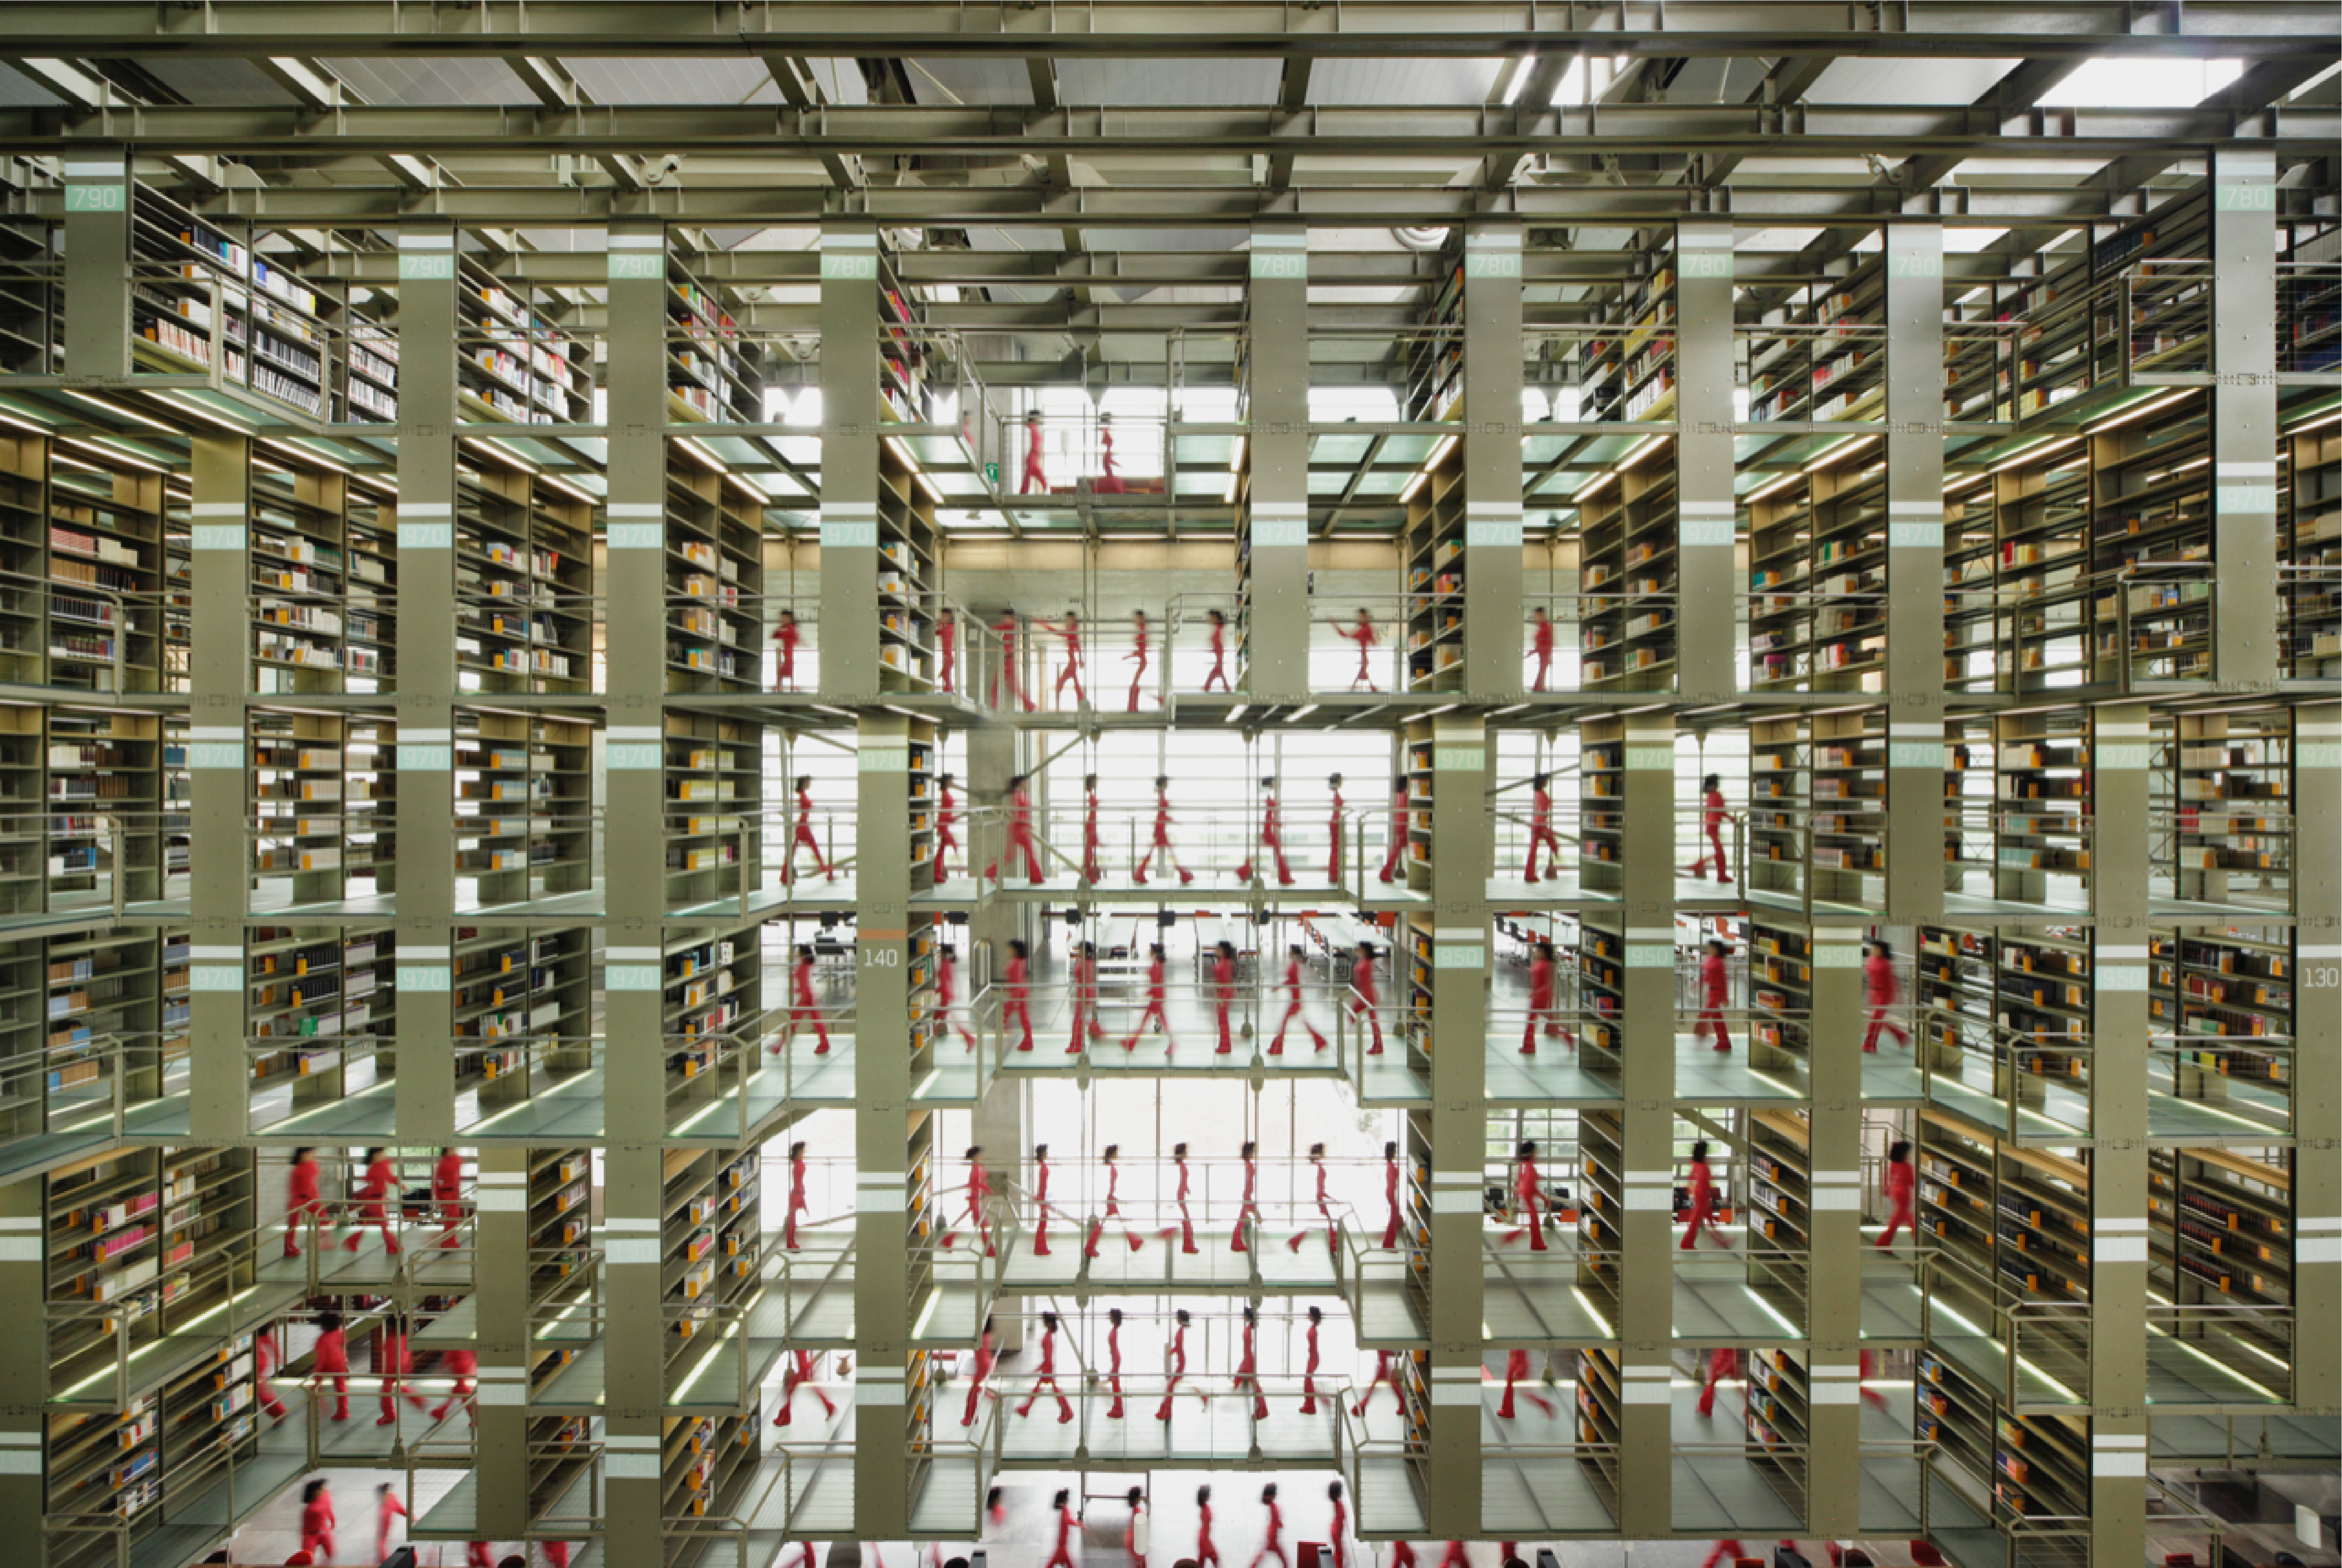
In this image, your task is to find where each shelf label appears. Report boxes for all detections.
[188,965,242,992]
[186,743,242,770]
[396,253,455,281]
[1465,503,1523,549]
[1887,252,1942,280]
[2212,182,2274,212]
[1465,250,1522,280]
[1432,746,1483,771]
[397,964,452,993]
[397,521,452,550]
[1250,250,1306,280]
[607,251,663,281]
[1889,743,1942,769]
[606,964,661,991]
[821,252,879,281]
[605,744,660,770]
[822,519,877,549]
[1625,747,1673,772]
[1681,252,1732,280]
[65,183,126,213]
[2215,485,2276,513]
[1625,943,1672,968]
[1433,943,1484,969]
[397,744,452,771]
[190,525,246,552]
[859,744,909,773]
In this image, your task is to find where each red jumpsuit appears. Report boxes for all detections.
[1105,1319,1125,1417]
[1863,952,1910,1051]
[1328,1498,1348,1568]
[937,611,957,694]
[1878,1158,1917,1250]
[991,613,1034,712]
[1688,786,1731,881]
[790,952,832,1054]
[935,952,977,1050]
[1299,1317,1323,1413]
[347,1151,398,1255]
[1499,1346,1554,1418]
[1381,1148,1403,1248]
[299,1494,336,1561]
[1067,951,1103,1055]
[1133,789,1193,885]
[1269,955,1326,1054]
[284,1155,327,1255]
[1203,618,1230,693]
[1289,1158,1336,1255]
[377,1327,427,1423]
[1697,1345,1740,1417]
[785,1148,809,1250]
[1233,1320,1267,1421]
[960,1326,995,1426]
[1338,617,1380,691]
[775,1349,838,1426]
[1231,1152,1259,1253]
[784,782,836,882]
[1250,1495,1287,1568]
[1032,1153,1056,1255]
[377,1488,408,1562]
[1154,1322,1191,1421]
[1326,785,1345,882]
[1524,783,1565,883]
[1126,615,1149,712]
[1510,1151,1548,1252]
[1699,949,1731,1052]
[315,1323,350,1421]
[255,1327,288,1419]
[546,1545,573,1568]
[772,616,801,690]
[1531,615,1555,691]
[1005,953,1034,1052]
[1122,954,1171,1050]
[433,1148,463,1249]
[1379,783,1409,882]
[1081,785,1103,883]
[1351,948,1385,1055]
[1681,1155,1726,1251]
[1237,791,1294,885]
[1212,952,1237,1055]
[1524,952,1557,1054]
[434,1347,477,1422]
[946,1155,995,1257]
[1098,426,1126,494]
[1175,1157,1200,1255]
[1021,418,1048,496]
[1195,1496,1221,1567]
[935,780,958,882]
[1004,781,1045,885]
[1353,1349,1399,1417]
[1047,619,1087,708]
[1128,1501,1148,1568]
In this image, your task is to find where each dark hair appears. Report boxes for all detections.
[1703,772,1720,792]
[1082,941,1096,958]
[797,943,814,960]
[796,775,811,791]
[1034,1143,1048,1160]
[316,1310,342,1332]
[1385,1139,1398,1158]
[789,1141,806,1157]
[1707,938,1727,956]
[1308,1304,1322,1323]
[1104,1144,1119,1160]
[1197,1485,1212,1505]
[1329,772,1343,786]
[1109,1306,1123,1324]
[302,1478,328,1504]
[1261,775,1277,790]
[1328,1480,1344,1501]
[1209,609,1225,625]
[966,1146,983,1160]
[1887,1140,1912,1163]
[1309,1142,1325,1158]
[1009,939,1028,959]
[1085,773,1098,790]
[1691,1140,1710,1163]
[1518,1140,1536,1159]
[1008,772,1027,790]
[1041,1310,1058,1332]
[1243,1305,1256,1324]
[1290,943,1304,957]
[1241,1140,1256,1158]
[378,1483,394,1497]
[1176,1308,1191,1325]
[291,1146,313,1166]
[1174,1143,1188,1158]
[1537,939,1556,960]
[1149,944,1165,960]
[1872,937,1895,959]
[1261,1483,1279,1503]
[1054,1489,1071,1508]
[1533,771,1550,788]
[362,1146,384,1164]
[1155,774,1171,789]
[1358,940,1376,958]
[1218,940,1236,957]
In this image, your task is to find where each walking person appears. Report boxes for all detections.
[1232,1306,1268,1422]
[1522,771,1566,884]
[772,1349,838,1427]
[1877,1140,1917,1252]
[1863,938,1911,1052]
[1350,941,1386,1054]
[775,943,833,1055]
[1497,1346,1555,1419]
[1125,1487,1149,1568]
[1126,610,1150,712]
[1268,943,1328,1054]
[1378,776,1409,882]
[298,1479,337,1562]
[1522,938,1563,1054]
[1212,940,1239,1055]
[1121,945,1174,1051]
[282,1146,329,1257]
[1067,943,1104,1055]
[934,771,959,883]
[999,773,1046,885]
[771,607,802,692]
[1684,772,1736,883]
[1081,773,1104,885]
[433,1145,465,1250]
[1132,776,1195,886]
[1380,1138,1404,1248]
[1299,1304,1326,1413]
[1003,939,1034,1053]
[959,1316,996,1426]
[311,1310,350,1422]
[1250,1485,1288,1568]
[1104,1306,1128,1418]
[1696,937,1732,1053]
[1529,604,1554,692]
[1020,409,1049,495]
[1194,1485,1221,1568]
[784,1141,810,1250]
[1154,1310,1197,1422]
[1230,1140,1261,1253]
[1680,1140,1730,1251]
[1016,1310,1074,1423]
[1236,775,1295,885]
[1202,609,1231,694]
[345,1146,399,1256]
[1502,1140,1549,1252]
[940,1146,996,1257]
[1332,608,1380,692]
[781,775,837,883]
[1325,772,1346,883]
[1041,611,1088,709]
[1045,1490,1081,1568]
[935,947,978,1050]
[991,610,1035,713]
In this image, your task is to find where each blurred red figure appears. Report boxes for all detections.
[1350,942,1386,1055]
[1438,1542,1470,1568]
[1503,1140,1549,1252]
[312,1310,351,1421]
[1132,776,1195,886]
[1390,1545,1420,1568]
[1172,1144,1200,1254]
[1081,773,1104,883]
[1498,1346,1555,1418]
[773,1349,837,1426]
[1878,1140,1917,1251]
[1231,1140,1261,1252]
[346,1145,399,1255]
[1700,1544,1748,1568]
[1104,1306,1128,1417]
[1249,1483,1287,1568]
[1031,1143,1057,1255]
[1378,779,1409,882]
[1523,771,1566,883]
[433,1146,464,1249]
[1236,775,1295,885]
[1017,1310,1074,1421]
[1333,607,1380,691]
[941,1145,996,1257]
[1352,1348,1401,1417]
[1684,770,1734,881]
[1290,1143,1336,1253]
[1697,937,1732,1052]
[1121,945,1173,1051]
[1001,940,1032,1052]
[1232,1306,1269,1421]
[1380,1138,1404,1248]
[1299,1304,1326,1413]
[255,1324,288,1421]
[1126,1485,1149,1568]
[1126,610,1150,711]
[282,1145,328,1256]
[1523,939,1561,1054]
[1327,1482,1350,1568]
[781,774,836,883]
[1529,604,1554,691]
[936,947,977,1051]
[1195,1485,1221,1568]
[376,1317,428,1424]
[1269,943,1327,1055]
[298,1479,336,1561]
[937,608,957,694]
[784,1140,810,1249]
[1212,940,1239,1055]
[1200,608,1232,693]
[375,1484,407,1563]
[934,771,960,882]
[1681,1140,1730,1251]
[775,943,832,1055]
[1068,944,1105,1055]
[433,1347,478,1423]
[1326,772,1347,882]
[991,611,1035,712]
[1002,773,1046,885]
[1697,1345,1741,1417]
[960,1316,996,1426]
[771,608,802,691]
[1154,1309,1197,1421]
[1097,412,1126,494]
[1859,1346,1891,1411]
[1863,938,1911,1051]
[1020,409,1048,494]
[1042,611,1088,708]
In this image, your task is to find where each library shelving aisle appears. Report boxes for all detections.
[1577,435,1678,692]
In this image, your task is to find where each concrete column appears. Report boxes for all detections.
[1422,716,1487,1533]
[471,1149,532,1536]
[1615,712,1676,1534]
[601,220,671,1568]
[1805,928,1867,1536]
[185,435,250,1140]
[1884,225,1946,926]
[1243,227,1310,700]
[2292,706,2338,1403]
[2209,150,2280,689]
[2088,704,2153,1568]
[1460,227,1524,698]
[0,1176,40,1566]
[61,148,130,382]
[1675,221,1737,700]
[818,225,883,698]
[392,228,459,1142]
[856,712,916,1536]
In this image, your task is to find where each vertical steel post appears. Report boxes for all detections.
[1616,714,1677,1533]
[2292,707,2338,1402]
[2209,150,2280,689]
[856,712,916,1536]
[186,434,250,1139]
[1244,227,1311,700]
[819,226,883,698]
[1885,225,1946,926]
[1462,227,1524,698]
[1676,221,1737,700]
[1805,928,1868,1536]
[61,148,130,382]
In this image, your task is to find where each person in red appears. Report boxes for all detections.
[298,1478,336,1561]
[1325,772,1346,882]
[1121,946,1173,1051]
[782,775,836,884]
[1696,1344,1740,1418]
[1017,1310,1074,1423]
[544,1545,573,1568]
[1000,773,1045,885]
[1003,939,1034,1053]
[1020,410,1049,496]
[310,1309,350,1421]
[345,1145,399,1255]
[935,946,977,1051]
[1201,608,1232,694]
[282,1146,328,1256]
[1697,937,1732,1053]
[1390,1543,1422,1568]
[433,1145,464,1249]
[1154,1308,1196,1420]
[1378,778,1409,883]
[432,1345,478,1423]
[1170,1144,1200,1255]
[1126,610,1150,712]
[377,1314,429,1425]
[991,610,1035,713]
[1503,1140,1549,1252]
[1097,411,1126,495]
[1438,1542,1470,1568]
[1529,604,1555,692]
[1080,773,1104,884]
[1863,938,1910,1052]
[1249,1482,1287,1568]
[1859,1346,1891,1412]
[1498,1345,1555,1419]
[960,1316,996,1426]
[1298,1303,1326,1414]
[1232,1305,1268,1421]
[1684,771,1735,882]
[1030,1142,1058,1255]
[1352,1347,1400,1417]
[1211,940,1239,1055]
[1067,943,1104,1056]
[784,1140,810,1250]
[1699,1543,1749,1568]
[1380,1138,1403,1248]
[1289,1144,1336,1254]
[772,1348,838,1426]
[375,1482,407,1563]
[1041,611,1088,709]
[1523,938,1561,1054]
[1351,942,1386,1055]
[937,606,958,694]
[1103,1305,1128,1417]
[934,772,960,883]
[1131,776,1195,886]
[941,1145,995,1257]
[1326,1482,1350,1568]
[1680,1139,1731,1251]
[774,943,832,1055]
[1193,1484,1221,1568]
[1094,1144,1144,1255]
[1236,775,1295,885]
[1268,943,1328,1054]
[1332,607,1380,692]
[466,1543,495,1568]
[1877,1139,1917,1252]
[1523,770,1566,884]
[1231,1140,1261,1253]
[254,1323,289,1422]
[771,607,802,692]
[1125,1485,1149,1568]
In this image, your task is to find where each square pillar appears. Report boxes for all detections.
[61,149,130,382]
[2209,151,2280,688]
[1676,222,1737,699]
[186,434,250,1140]
[1884,225,1946,925]
[2293,708,2338,1399]
[471,1149,533,1536]
[855,713,916,1537]
[1243,228,1311,699]
[819,226,884,698]
[1805,928,1868,1537]
[1460,227,1524,697]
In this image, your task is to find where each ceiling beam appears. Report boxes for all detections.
[760,53,863,189]
[1697,53,1836,188]
[1268,57,1311,188]
[504,54,651,190]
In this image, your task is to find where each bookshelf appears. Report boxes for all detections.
[666,448,765,694]
[1577,437,1678,691]
[2167,713,2290,910]
[2149,1148,2291,1352]
[1401,721,1435,897]
[453,928,587,1096]
[1994,715,2093,906]
[1575,1111,1625,1316]
[2089,390,2213,683]
[130,192,329,419]
[663,713,760,909]
[1573,1347,1625,1515]
[660,1148,764,1377]
[244,925,397,1108]
[1744,263,1888,426]
[0,429,46,686]
[457,257,594,427]
[454,467,594,696]
[454,711,595,908]
[667,257,760,425]
[248,459,353,695]
[1747,476,1813,690]
[1746,1112,1812,1310]
[877,436,940,692]
[1746,717,1807,905]
[1994,444,2093,689]
[528,1148,595,1317]
[44,456,166,696]
[661,930,758,1115]
[1579,263,1677,424]
[1402,432,1467,693]
[2281,403,2338,678]
[1809,710,1887,901]
[47,708,164,911]
[1744,925,1810,1078]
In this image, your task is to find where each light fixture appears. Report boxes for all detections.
[677,435,728,473]
[1989,435,2080,475]
[462,435,538,475]
[1802,434,1878,474]
[1285,705,1319,723]
[63,390,178,434]
[1398,470,1430,503]
[1743,471,1802,504]
[2082,390,2194,436]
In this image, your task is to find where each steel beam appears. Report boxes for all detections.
[187,435,249,1143]
[1884,225,1945,925]
[1243,227,1310,699]
[2210,147,2280,688]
